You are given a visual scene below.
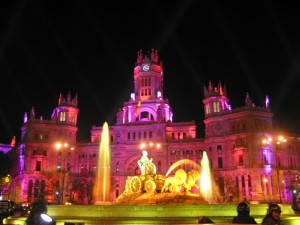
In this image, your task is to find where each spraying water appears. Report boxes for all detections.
[165,159,201,176]
[200,151,213,202]
[93,122,111,204]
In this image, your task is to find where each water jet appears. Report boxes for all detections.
[93,122,112,205]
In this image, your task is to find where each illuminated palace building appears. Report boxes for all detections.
[7,49,300,205]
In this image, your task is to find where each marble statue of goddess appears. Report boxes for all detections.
[137,150,156,175]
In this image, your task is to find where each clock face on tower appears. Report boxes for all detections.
[142,64,150,71]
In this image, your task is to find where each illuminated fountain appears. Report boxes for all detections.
[165,151,214,203]
[200,151,213,202]
[93,122,112,204]
[5,140,300,225]
[116,150,213,205]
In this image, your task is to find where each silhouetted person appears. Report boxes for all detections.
[198,216,214,223]
[262,203,282,225]
[232,201,257,224]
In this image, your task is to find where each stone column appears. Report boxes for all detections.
[263,175,268,201]
[245,178,249,199]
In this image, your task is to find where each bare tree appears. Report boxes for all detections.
[69,173,95,204]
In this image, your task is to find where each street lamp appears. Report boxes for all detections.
[55,142,74,204]
[139,142,161,151]
[261,135,287,203]
[275,135,287,204]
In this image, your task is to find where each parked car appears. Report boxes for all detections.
[0,200,16,217]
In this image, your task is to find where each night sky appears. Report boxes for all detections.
[0,1,300,144]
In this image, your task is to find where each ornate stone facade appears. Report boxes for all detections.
[8,49,300,205]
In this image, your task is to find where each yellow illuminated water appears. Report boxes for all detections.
[164,152,213,203]
[165,159,201,176]
[93,122,111,204]
[200,151,213,203]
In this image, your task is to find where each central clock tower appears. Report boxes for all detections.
[117,49,173,124]
[134,49,163,101]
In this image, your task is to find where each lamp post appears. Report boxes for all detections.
[261,135,287,203]
[262,135,287,203]
[275,135,287,204]
[55,142,74,204]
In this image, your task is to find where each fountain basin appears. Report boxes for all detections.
[3,204,300,225]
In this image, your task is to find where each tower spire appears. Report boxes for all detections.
[30,107,35,120]
[265,95,270,108]
[58,92,63,105]
[245,92,253,107]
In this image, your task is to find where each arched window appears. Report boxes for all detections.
[34,180,40,198]
[218,177,225,195]
[28,180,33,199]
[116,184,119,198]
[41,180,45,196]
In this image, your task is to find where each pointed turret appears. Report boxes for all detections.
[23,112,28,124]
[10,136,16,147]
[218,81,223,96]
[54,92,79,126]
[208,80,213,91]
[265,95,270,108]
[136,49,143,64]
[58,92,63,105]
[30,107,35,120]
[245,92,253,107]
[203,81,231,118]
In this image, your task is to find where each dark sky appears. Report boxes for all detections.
[0,0,300,143]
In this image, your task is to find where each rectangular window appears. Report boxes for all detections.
[60,112,66,121]
[218,157,223,168]
[239,154,244,165]
[36,161,41,171]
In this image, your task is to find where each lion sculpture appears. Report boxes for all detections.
[185,169,200,191]
[161,169,200,193]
